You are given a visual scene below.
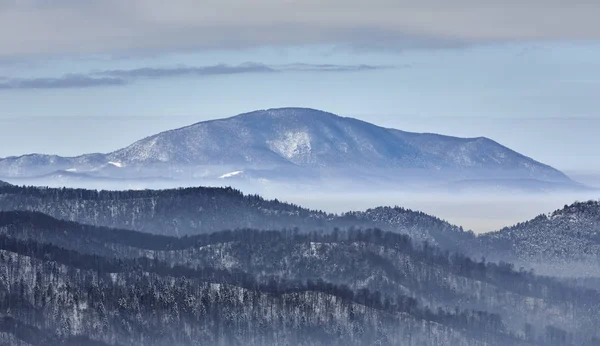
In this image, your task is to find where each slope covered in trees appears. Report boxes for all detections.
[2,185,599,279]
[0,185,473,250]
[476,201,600,278]
[0,226,534,346]
[0,211,598,345]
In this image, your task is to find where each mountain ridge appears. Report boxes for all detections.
[0,108,574,189]
[0,184,473,250]
[2,183,598,280]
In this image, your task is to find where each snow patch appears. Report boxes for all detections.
[219,170,243,179]
[108,161,123,168]
[268,131,312,162]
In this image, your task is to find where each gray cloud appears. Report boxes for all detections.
[0,63,388,89]
[0,0,598,57]
[281,63,393,72]
[100,63,389,78]
[100,63,278,78]
[0,74,125,89]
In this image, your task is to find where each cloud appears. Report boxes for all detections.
[0,74,125,89]
[100,63,278,78]
[0,63,389,89]
[0,0,598,57]
[282,63,393,72]
[100,63,389,78]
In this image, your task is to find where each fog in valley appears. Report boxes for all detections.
[5,174,598,234]
[275,191,600,234]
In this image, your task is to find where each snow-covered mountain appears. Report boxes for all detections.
[0,108,575,188]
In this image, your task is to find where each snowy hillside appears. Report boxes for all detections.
[475,200,600,277]
[0,210,599,345]
[0,108,574,188]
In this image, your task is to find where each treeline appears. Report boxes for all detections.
[0,185,328,217]
[0,316,116,346]
[0,234,530,346]
[0,184,472,250]
[0,233,507,334]
[1,211,598,310]
[1,211,597,307]
[0,211,597,344]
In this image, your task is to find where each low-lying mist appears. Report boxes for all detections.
[273,191,600,234]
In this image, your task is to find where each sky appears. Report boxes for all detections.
[1,0,600,172]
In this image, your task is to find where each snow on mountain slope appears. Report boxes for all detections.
[0,153,106,178]
[219,170,244,179]
[390,130,568,181]
[107,108,424,168]
[106,108,570,179]
[0,108,573,185]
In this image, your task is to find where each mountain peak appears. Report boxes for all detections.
[255,107,338,116]
[0,108,574,187]
[231,107,342,122]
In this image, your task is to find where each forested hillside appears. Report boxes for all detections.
[1,185,600,344]
[0,185,473,250]
[3,185,599,279]
[476,201,600,277]
[0,211,598,345]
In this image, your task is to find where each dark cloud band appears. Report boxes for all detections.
[0,63,390,90]
[0,75,125,89]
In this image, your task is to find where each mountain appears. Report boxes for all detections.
[0,180,8,187]
[475,201,600,278]
[3,170,176,191]
[0,153,107,179]
[0,211,598,345]
[0,108,575,190]
[0,185,473,250]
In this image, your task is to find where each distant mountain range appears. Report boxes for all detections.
[0,108,581,191]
